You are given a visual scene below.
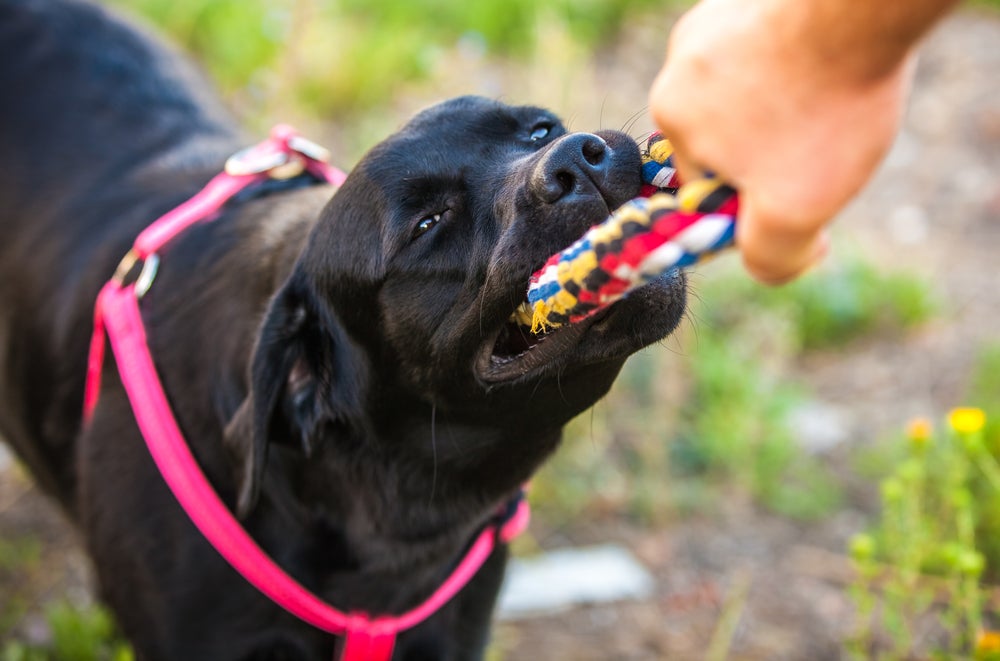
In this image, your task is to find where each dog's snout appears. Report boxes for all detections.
[533,133,609,204]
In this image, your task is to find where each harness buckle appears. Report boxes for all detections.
[287,134,331,164]
[112,249,140,284]
[224,126,331,180]
[112,249,160,300]
[224,143,291,177]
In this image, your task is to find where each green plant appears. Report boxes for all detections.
[698,256,936,351]
[0,601,133,661]
[967,342,1000,446]
[672,271,843,519]
[677,254,934,517]
[0,536,42,639]
[847,410,1000,659]
[111,0,673,123]
[970,0,1000,10]
[110,0,283,94]
[963,343,1000,583]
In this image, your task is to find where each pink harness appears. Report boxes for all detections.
[83,126,530,660]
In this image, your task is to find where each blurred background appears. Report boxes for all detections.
[2,0,999,658]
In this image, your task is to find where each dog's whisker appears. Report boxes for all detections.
[555,366,570,407]
[429,403,438,505]
[526,377,545,403]
[479,261,501,337]
[620,110,640,134]
[621,106,649,136]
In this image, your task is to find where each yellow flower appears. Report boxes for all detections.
[977,629,1000,652]
[949,407,986,434]
[906,417,933,447]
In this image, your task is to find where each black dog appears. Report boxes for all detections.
[0,0,686,658]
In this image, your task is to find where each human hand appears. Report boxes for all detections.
[648,0,918,284]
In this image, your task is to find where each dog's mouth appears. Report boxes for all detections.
[475,284,631,385]
[475,304,596,384]
[474,193,626,385]
[474,266,686,386]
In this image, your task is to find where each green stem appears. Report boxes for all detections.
[973,449,1000,493]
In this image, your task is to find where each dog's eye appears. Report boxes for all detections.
[529,123,552,142]
[413,213,442,239]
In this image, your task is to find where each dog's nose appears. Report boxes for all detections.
[532,134,610,204]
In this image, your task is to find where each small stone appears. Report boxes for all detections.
[497,544,655,619]
[887,205,930,245]
[0,441,13,472]
[882,131,919,170]
[786,402,851,453]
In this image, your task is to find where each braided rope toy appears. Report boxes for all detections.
[520,135,739,332]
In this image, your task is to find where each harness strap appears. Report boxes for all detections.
[82,126,530,661]
[340,623,396,661]
[84,125,345,421]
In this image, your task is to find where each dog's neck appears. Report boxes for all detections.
[236,403,555,616]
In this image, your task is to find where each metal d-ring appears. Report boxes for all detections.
[112,249,160,299]
[134,253,160,299]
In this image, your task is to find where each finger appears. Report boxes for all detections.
[669,149,704,188]
[737,207,830,285]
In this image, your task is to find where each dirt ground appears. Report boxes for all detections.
[1,8,999,660]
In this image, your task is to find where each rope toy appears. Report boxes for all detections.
[521,135,739,332]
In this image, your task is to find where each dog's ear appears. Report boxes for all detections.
[224,278,338,518]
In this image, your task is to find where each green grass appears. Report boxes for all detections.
[967,342,1000,446]
[0,536,42,638]
[1,600,133,661]
[696,256,936,351]
[963,343,1000,579]
[1,532,132,660]
[111,0,670,122]
[672,318,842,519]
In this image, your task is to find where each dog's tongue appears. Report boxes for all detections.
[523,135,737,333]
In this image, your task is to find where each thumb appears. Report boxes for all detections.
[736,199,830,285]
[669,148,706,188]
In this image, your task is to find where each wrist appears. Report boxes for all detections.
[765,0,955,83]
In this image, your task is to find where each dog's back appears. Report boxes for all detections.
[0,0,241,508]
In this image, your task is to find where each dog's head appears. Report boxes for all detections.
[228,97,686,516]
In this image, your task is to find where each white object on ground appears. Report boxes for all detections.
[0,441,12,472]
[497,544,655,619]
